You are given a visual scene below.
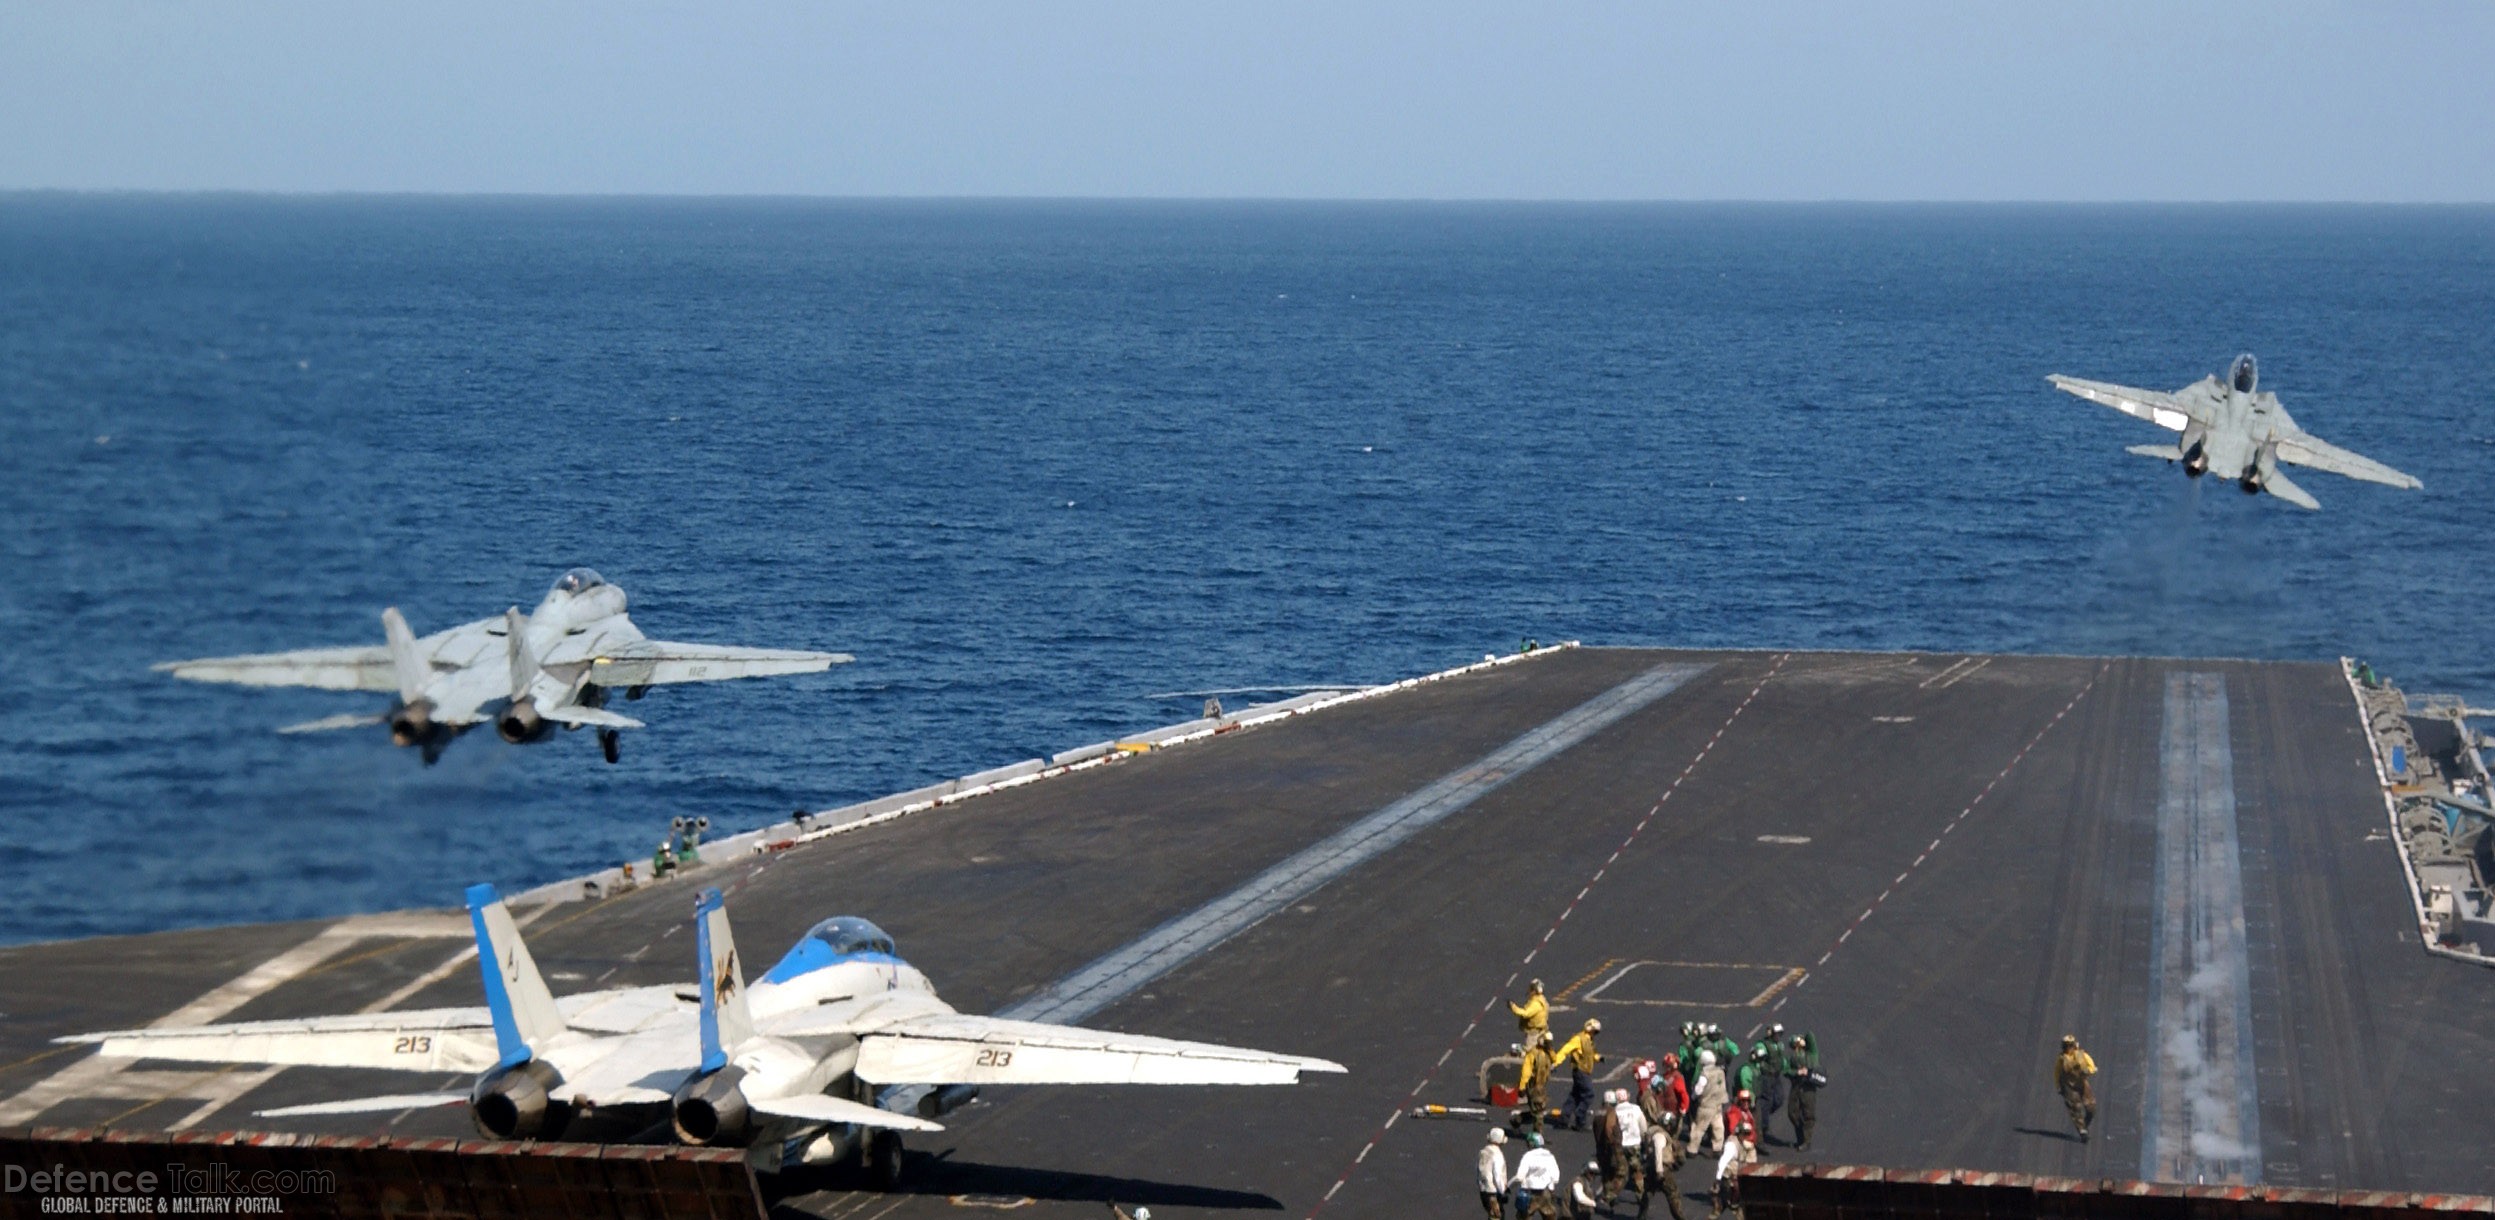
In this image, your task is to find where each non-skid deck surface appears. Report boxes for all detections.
[3,649,2487,1218]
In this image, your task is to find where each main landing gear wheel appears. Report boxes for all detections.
[866,1131,903,1189]
[598,728,621,764]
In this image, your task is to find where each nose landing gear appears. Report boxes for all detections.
[599,728,621,764]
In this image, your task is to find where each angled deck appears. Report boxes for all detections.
[3,648,2488,1218]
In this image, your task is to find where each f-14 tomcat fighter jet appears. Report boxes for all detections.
[154,568,851,763]
[64,886,1341,1185]
[2047,354,2422,510]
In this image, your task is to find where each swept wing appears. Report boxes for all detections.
[153,644,401,693]
[2276,432,2423,490]
[848,1013,1346,1086]
[62,985,691,1074]
[580,640,854,688]
[156,616,503,695]
[2045,375,2211,432]
[71,1011,502,1073]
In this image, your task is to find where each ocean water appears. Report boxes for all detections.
[3,198,2490,945]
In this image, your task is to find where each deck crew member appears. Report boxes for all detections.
[1645,1112,1688,1220]
[1568,1161,1604,1219]
[1612,1086,1649,1203]
[2056,1034,2098,1141]
[1518,1032,1558,1135]
[1510,980,1550,1046]
[1725,1090,1756,1154]
[1478,1129,1512,1219]
[1751,1025,1789,1134]
[1650,1053,1689,1126]
[1515,1133,1562,1220]
[1686,1049,1727,1155]
[1553,1019,1604,1130]
[1594,1090,1623,1199]
[1711,1123,1756,1219]
[1785,1034,1825,1150]
[1705,1025,1741,1078]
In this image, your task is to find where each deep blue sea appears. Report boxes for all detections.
[3,199,2490,945]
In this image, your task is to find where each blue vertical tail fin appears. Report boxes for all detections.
[694,887,755,1073]
[465,884,567,1068]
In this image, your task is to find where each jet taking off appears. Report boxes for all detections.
[154,568,851,763]
[2048,354,2422,510]
[64,886,1341,1185]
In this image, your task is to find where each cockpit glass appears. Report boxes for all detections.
[552,567,607,595]
[805,916,896,958]
[2231,354,2258,394]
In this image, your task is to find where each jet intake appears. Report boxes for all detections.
[388,701,435,748]
[469,1059,568,1140]
[496,702,549,744]
[671,1067,753,1147]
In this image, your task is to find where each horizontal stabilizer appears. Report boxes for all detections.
[2264,467,2321,511]
[257,1092,466,1118]
[278,712,388,735]
[2125,444,2185,462]
[541,705,645,730]
[749,1093,943,1132]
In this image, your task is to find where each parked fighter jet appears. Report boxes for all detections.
[2047,354,2422,510]
[62,885,1340,1185]
[154,568,850,763]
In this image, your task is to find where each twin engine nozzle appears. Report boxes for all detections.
[496,701,549,744]
[666,1068,979,1148]
[388,700,435,748]
[671,1066,752,1146]
[470,1059,568,1140]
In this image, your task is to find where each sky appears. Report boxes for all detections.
[3,1,2491,201]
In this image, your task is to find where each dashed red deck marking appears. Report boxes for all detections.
[1303,654,1790,1219]
[1771,661,2105,1011]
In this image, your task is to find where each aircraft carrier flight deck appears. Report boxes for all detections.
[4,646,2490,1217]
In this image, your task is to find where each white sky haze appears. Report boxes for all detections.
[4,1,2490,200]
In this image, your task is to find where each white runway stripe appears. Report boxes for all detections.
[1000,661,1711,1026]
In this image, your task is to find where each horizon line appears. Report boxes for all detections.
[5,188,2494,208]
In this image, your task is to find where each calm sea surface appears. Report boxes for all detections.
[3,198,2490,943]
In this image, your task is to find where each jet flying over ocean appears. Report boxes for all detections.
[2047,354,2422,510]
[64,885,1341,1184]
[154,568,850,763]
